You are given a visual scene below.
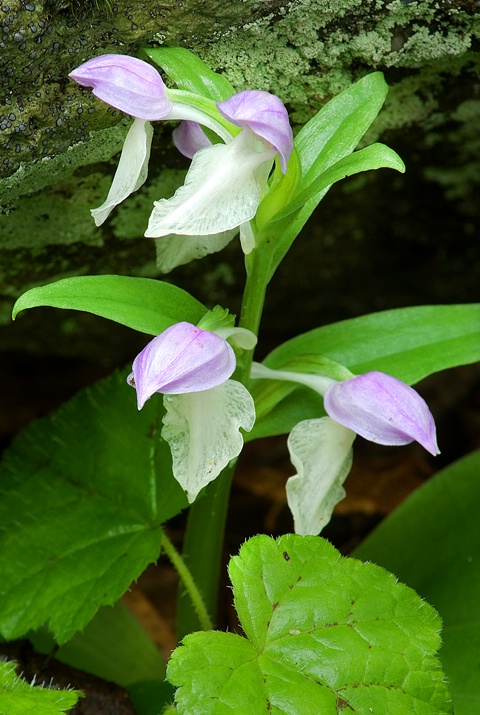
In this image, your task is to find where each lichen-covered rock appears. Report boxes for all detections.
[1,0,479,368]
[0,0,293,176]
[1,0,478,179]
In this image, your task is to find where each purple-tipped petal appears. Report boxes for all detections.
[217,90,293,173]
[128,322,236,409]
[69,54,173,120]
[172,121,212,159]
[323,371,440,456]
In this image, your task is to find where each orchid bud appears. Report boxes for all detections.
[323,371,440,455]
[127,322,236,409]
[218,90,293,172]
[69,54,173,120]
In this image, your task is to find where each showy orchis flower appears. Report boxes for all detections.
[323,371,439,453]
[128,322,255,502]
[69,55,293,269]
[127,321,236,409]
[251,363,439,535]
[69,54,173,121]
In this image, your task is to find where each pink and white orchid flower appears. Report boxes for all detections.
[128,322,255,503]
[70,55,293,269]
[251,363,439,536]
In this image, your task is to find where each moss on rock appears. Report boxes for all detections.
[1,0,479,342]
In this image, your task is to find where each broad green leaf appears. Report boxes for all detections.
[31,601,165,687]
[263,72,394,276]
[0,660,81,714]
[249,304,480,439]
[167,534,452,714]
[274,143,404,221]
[354,449,480,715]
[264,304,480,379]
[0,370,187,644]
[295,72,390,183]
[127,681,176,715]
[12,275,206,336]
[144,47,234,101]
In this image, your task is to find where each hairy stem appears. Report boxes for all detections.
[161,527,213,634]
[175,461,236,639]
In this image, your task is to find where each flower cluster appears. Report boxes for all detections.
[127,322,255,503]
[128,321,438,532]
[69,54,293,271]
[71,53,439,533]
[251,362,439,535]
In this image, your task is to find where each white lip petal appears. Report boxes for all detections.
[162,381,256,503]
[91,118,153,226]
[154,229,238,273]
[286,417,355,536]
[145,131,274,238]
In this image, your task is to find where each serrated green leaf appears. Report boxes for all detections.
[144,47,234,101]
[354,449,480,715]
[12,275,206,336]
[0,660,81,715]
[0,370,187,644]
[249,304,480,439]
[167,534,452,715]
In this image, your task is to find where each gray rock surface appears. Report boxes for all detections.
[1,0,479,369]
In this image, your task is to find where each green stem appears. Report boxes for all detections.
[176,245,271,641]
[161,527,213,633]
[236,246,272,377]
[175,460,236,639]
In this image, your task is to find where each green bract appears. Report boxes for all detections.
[144,46,235,102]
[167,534,452,714]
